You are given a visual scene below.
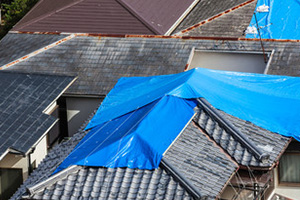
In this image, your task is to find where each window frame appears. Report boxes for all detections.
[278,152,300,187]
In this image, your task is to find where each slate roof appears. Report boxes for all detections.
[172,0,253,34]
[11,0,198,35]
[12,108,238,200]
[1,33,300,97]
[174,0,257,38]
[0,71,74,158]
[0,33,66,66]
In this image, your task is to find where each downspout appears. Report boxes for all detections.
[27,147,35,175]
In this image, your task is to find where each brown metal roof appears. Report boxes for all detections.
[117,0,195,34]
[12,0,155,35]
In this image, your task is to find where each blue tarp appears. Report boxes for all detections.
[246,0,300,40]
[56,68,300,173]
[54,96,197,173]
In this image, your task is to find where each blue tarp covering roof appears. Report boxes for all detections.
[246,0,300,40]
[55,68,300,173]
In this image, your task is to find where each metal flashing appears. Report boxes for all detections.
[164,0,200,36]
[27,165,82,195]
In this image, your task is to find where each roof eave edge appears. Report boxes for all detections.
[27,165,82,196]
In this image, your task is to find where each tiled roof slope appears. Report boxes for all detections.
[12,109,238,200]
[0,33,66,66]
[3,35,189,95]
[30,167,194,200]
[12,0,154,35]
[172,0,251,34]
[164,122,237,199]
[0,71,74,157]
[194,107,290,167]
[175,0,256,38]
[2,34,300,96]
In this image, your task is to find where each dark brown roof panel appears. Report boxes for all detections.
[13,0,154,35]
[118,0,195,34]
[13,0,80,28]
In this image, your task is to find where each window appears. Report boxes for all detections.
[279,154,300,184]
[0,168,23,200]
[188,49,273,74]
[278,140,300,185]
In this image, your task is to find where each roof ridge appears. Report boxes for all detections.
[115,0,159,34]
[197,98,270,163]
[14,0,85,31]
[175,0,256,36]
[0,34,76,70]
[160,158,204,200]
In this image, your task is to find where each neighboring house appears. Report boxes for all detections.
[10,68,298,200]
[0,71,75,200]
[9,0,258,37]
[10,0,201,35]
[0,33,300,136]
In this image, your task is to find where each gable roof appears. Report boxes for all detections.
[1,33,300,98]
[0,71,75,159]
[11,0,199,35]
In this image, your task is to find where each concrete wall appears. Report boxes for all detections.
[66,97,102,136]
[189,51,267,74]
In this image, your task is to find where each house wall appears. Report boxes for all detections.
[66,97,103,136]
[30,135,48,168]
[189,51,268,74]
[0,136,48,181]
[269,167,300,200]
[0,153,28,180]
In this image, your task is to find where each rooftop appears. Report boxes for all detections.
[0,71,75,158]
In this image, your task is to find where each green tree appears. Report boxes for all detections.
[0,0,38,39]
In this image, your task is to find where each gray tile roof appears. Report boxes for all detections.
[175,0,256,38]
[1,34,300,97]
[172,0,251,34]
[194,106,290,167]
[12,109,238,200]
[0,33,66,66]
[30,167,194,200]
[164,122,237,199]
[0,71,74,157]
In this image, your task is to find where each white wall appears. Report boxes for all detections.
[189,51,268,74]
[66,97,102,136]
[30,136,48,168]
